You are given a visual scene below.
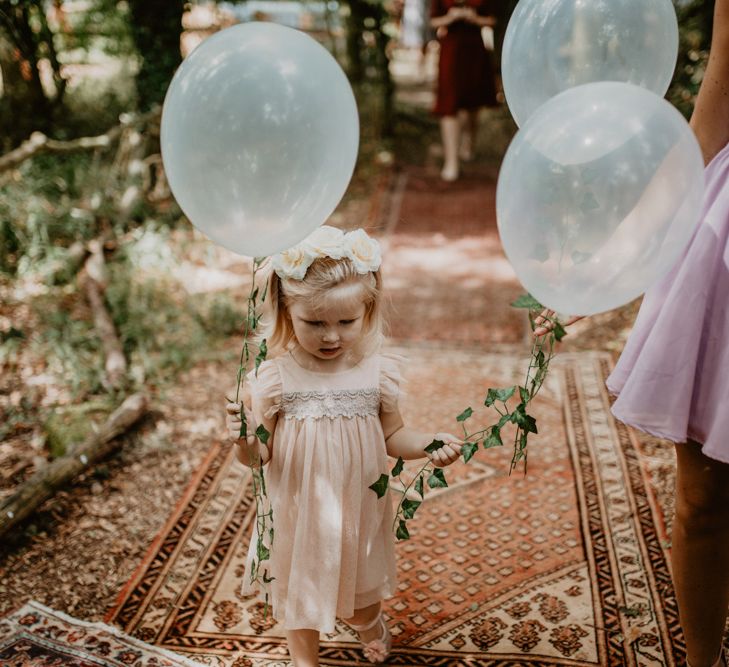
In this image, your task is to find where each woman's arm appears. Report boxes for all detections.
[690,0,729,165]
[431,6,465,29]
[462,8,496,28]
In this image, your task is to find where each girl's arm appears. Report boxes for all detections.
[690,0,729,166]
[381,407,462,467]
[225,393,277,468]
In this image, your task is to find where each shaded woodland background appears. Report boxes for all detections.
[0,0,715,545]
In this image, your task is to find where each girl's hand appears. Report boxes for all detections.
[533,309,584,337]
[428,433,463,467]
[226,401,271,466]
[226,401,256,444]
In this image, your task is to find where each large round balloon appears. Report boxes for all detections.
[502,0,678,127]
[496,82,704,316]
[161,22,359,257]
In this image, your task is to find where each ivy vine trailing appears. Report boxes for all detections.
[230,257,274,604]
[369,294,566,540]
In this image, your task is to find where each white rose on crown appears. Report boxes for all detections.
[271,244,316,281]
[344,229,381,274]
[301,225,346,259]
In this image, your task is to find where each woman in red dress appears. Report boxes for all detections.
[431,0,498,181]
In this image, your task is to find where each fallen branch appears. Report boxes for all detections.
[81,242,126,390]
[0,393,147,540]
[0,107,161,174]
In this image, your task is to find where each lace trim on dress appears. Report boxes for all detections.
[281,387,381,420]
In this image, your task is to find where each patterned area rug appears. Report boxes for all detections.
[107,348,682,666]
[0,600,203,666]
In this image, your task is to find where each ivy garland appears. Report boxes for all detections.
[369,294,565,540]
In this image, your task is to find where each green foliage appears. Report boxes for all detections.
[32,305,106,397]
[668,0,714,119]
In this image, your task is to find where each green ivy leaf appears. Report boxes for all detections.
[254,339,268,373]
[401,498,421,519]
[484,386,516,407]
[535,349,545,366]
[484,426,503,449]
[369,473,390,498]
[513,405,538,434]
[461,441,478,463]
[256,424,271,444]
[456,407,473,422]
[497,413,511,429]
[256,537,270,562]
[424,439,446,454]
[519,386,530,403]
[553,321,567,342]
[262,570,275,584]
[251,286,259,303]
[510,294,543,310]
[396,520,410,541]
[427,468,448,489]
[391,457,404,477]
[414,475,424,498]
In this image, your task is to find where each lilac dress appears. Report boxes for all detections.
[607,141,729,464]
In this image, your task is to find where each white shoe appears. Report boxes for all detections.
[440,163,459,182]
[349,612,392,664]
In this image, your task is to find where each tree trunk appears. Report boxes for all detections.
[127,0,185,111]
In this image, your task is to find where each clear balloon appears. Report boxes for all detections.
[496,82,705,316]
[161,22,359,257]
[502,0,678,127]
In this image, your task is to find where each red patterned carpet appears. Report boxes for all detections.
[107,347,683,667]
[0,600,203,666]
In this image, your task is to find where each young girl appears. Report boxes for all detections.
[225,226,463,667]
[535,3,729,664]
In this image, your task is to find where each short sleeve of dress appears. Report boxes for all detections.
[380,353,406,413]
[246,359,282,423]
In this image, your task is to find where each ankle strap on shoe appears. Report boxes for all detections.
[348,612,382,632]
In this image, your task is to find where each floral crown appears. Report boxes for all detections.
[271,226,382,280]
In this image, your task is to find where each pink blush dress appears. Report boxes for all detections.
[242,352,401,633]
[606,140,729,464]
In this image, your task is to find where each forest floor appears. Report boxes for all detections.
[0,45,640,622]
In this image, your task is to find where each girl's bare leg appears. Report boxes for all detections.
[673,441,729,667]
[440,115,460,181]
[344,601,382,643]
[286,629,320,667]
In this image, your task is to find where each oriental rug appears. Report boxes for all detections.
[0,600,203,666]
[107,348,682,666]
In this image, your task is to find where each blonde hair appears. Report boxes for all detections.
[258,256,385,357]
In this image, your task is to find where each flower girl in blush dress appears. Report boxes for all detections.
[226,226,464,667]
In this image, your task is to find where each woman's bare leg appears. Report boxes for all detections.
[459,109,479,161]
[673,440,729,666]
[440,115,460,181]
[286,629,320,667]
